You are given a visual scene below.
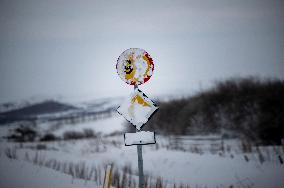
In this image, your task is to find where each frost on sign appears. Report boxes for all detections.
[116,48,154,85]
[117,88,158,130]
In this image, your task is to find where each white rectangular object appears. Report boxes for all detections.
[124,131,156,146]
[117,88,158,130]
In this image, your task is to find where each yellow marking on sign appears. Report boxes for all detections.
[131,94,151,107]
[128,94,150,119]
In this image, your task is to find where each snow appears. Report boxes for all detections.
[0,123,18,139]
[117,88,158,130]
[124,131,155,146]
[51,113,125,136]
[1,114,284,187]
[141,148,284,187]
[80,97,122,112]
[0,156,103,188]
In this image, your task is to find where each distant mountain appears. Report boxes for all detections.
[1,100,77,116]
[0,96,63,113]
[0,100,77,124]
[0,101,31,114]
[0,97,124,125]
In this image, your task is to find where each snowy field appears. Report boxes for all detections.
[0,156,110,188]
[0,114,284,188]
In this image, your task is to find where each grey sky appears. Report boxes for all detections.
[0,0,283,103]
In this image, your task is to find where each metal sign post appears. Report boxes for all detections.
[116,48,158,188]
[137,144,144,187]
[134,84,144,188]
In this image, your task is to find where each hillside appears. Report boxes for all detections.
[136,77,284,144]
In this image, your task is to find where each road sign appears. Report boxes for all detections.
[117,88,158,131]
[116,48,154,85]
[116,48,157,188]
[124,131,156,146]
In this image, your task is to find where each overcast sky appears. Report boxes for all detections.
[0,0,283,103]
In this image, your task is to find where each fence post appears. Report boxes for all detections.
[103,164,112,188]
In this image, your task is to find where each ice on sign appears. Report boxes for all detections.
[116,48,154,85]
[117,88,158,130]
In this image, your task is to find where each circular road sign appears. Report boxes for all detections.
[116,48,154,85]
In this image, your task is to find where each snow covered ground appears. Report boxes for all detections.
[0,114,284,188]
[0,156,105,188]
[50,113,125,136]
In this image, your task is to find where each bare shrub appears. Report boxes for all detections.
[256,146,265,164]
[63,131,85,140]
[7,125,38,142]
[155,177,163,188]
[36,144,47,150]
[5,147,17,159]
[190,145,203,155]
[83,129,95,138]
[33,151,46,166]
[63,129,98,140]
[111,168,120,187]
[241,141,252,153]
[278,155,283,164]
[244,155,249,162]
[40,133,58,141]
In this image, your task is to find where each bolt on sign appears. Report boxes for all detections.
[116,48,158,188]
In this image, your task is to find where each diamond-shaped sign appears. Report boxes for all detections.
[117,88,158,130]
